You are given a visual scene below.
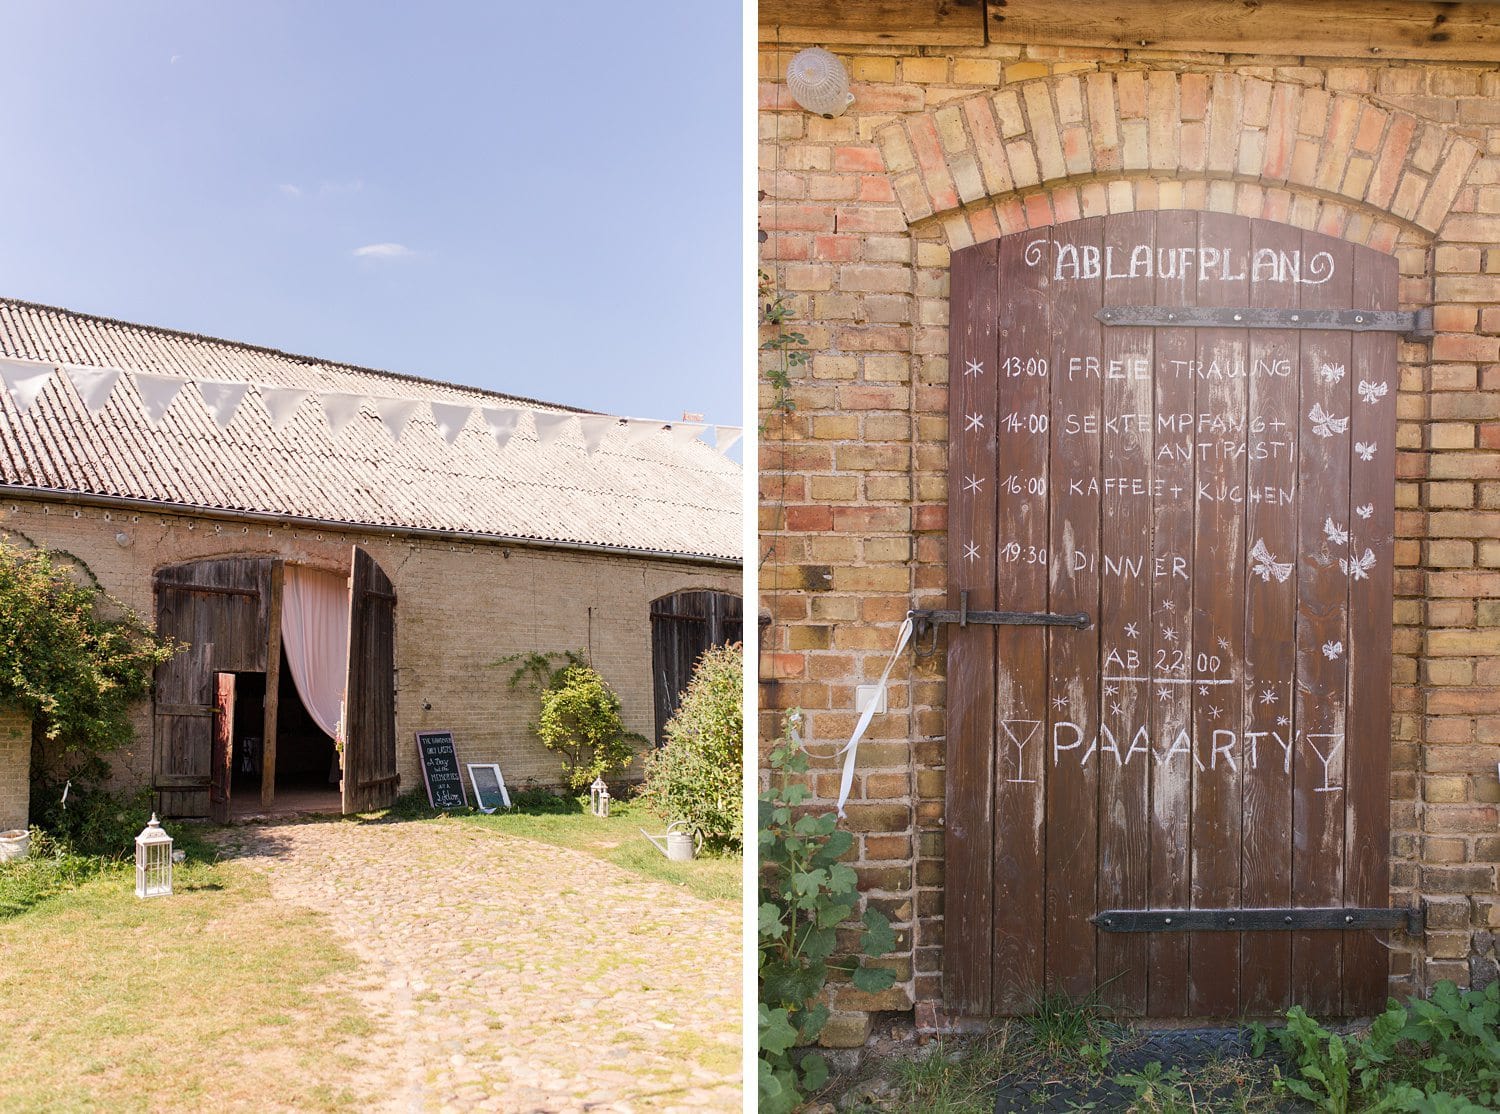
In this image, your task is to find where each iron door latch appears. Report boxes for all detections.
[1093,905,1424,935]
[910,589,1090,654]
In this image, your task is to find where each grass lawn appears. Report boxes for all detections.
[0,841,374,1113]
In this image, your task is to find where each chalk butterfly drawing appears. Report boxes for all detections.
[1340,548,1376,581]
[1250,538,1293,583]
[1356,503,1373,519]
[1323,517,1349,546]
[1322,640,1344,661]
[1357,379,1388,404]
[1355,441,1377,461]
[1308,403,1349,438]
[1318,362,1346,385]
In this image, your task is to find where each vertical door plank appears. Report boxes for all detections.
[1343,247,1398,1015]
[1240,218,1303,1016]
[1147,211,1197,1018]
[1095,211,1156,1017]
[991,232,1051,1013]
[1044,217,1103,1000]
[210,673,235,824]
[1187,212,1250,1018]
[343,546,399,814]
[262,561,284,807]
[1291,232,1355,1017]
[944,240,1000,1015]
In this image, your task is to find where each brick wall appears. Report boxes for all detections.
[0,705,30,833]
[1,497,736,798]
[760,40,1500,1041]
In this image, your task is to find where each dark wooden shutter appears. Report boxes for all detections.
[943,214,1399,1019]
[649,590,743,742]
[341,546,398,813]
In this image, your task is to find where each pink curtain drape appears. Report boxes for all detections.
[281,565,350,743]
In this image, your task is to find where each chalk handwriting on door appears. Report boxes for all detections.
[1024,239,1335,285]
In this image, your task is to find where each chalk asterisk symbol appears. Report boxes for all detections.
[1277,715,1291,727]
[1156,686,1174,702]
[964,358,985,378]
[1161,627,1179,644]
[1260,687,1279,705]
[1051,695,1069,710]
[963,541,980,563]
[963,474,984,494]
[965,412,985,432]
[1207,705,1223,719]
[1198,684,1211,697]
[1123,623,1140,640]
[1110,702,1124,716]
[1217,636,1231,652]
[1104,684,1119,696]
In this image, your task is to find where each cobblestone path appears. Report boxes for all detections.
[213,818,741,1113]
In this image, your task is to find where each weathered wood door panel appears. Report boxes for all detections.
[210,673,236,824]
[342,546,398,814]
[944,215,1399,1019]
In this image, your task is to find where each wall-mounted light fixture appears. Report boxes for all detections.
[786,48,853,118]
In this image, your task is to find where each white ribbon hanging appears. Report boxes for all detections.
[318,391,363,435]
[260,386,311,430]
[823,616,914,819]
[63,365,123,413]
[197,381,249,428]
[430,402,473,444]
[578,415,615,454]
[669,423,705,446]
[532,411,572,447]
[134,372,185,427]
[481,406,520,449]
[0,358,54,414]
[713,425,742,453]
[624,418,662,445]
[373,397,421,441]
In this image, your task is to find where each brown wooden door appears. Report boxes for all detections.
[650,590,743,742]
[153,557,272,817]
[341,546,398,813]
[944,214,1398,1019]
[209,673,236,824]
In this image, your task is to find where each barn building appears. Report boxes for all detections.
[759,0,1500,1042]
[0,297,740,821]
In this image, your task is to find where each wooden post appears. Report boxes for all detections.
[261,561,284,807]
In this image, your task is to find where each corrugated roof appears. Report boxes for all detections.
[0,299,741,562]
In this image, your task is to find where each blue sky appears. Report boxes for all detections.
[0,2,742,430]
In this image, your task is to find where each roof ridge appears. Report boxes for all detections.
[0,295,592,416]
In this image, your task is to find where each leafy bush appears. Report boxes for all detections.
[0,539,176,779]
[638,643,743,853]
[759,713,896,1114]
[29,781,153,858]
[536,665,643,791]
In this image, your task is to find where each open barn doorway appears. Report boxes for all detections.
[227,669,341,818]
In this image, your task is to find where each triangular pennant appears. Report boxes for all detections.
[62,365,123,413]
[429,402,473,444]
[624,418,662,445]
[480,406,520,450]
[372,397,421,441]
[579,415,615,454]
[668,422,705,446]
[533,411,573,448]
[134,372,185,427]
[260,386,311,430]
[196,381,250,428]
[0,358,54,415]
[318,391,364,435]
[713,425,742,453]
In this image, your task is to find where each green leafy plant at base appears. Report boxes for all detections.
[535,665,644,792]
[759,712,897,1114]
[638,643,743,853]
[1253,981,1499,1113]
[759,268,807,424]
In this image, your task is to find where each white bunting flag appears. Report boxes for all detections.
[0,358,54,415]
[579,415,615,454]
[668,422,705,446]
[134,372,185,427]
[62,365,123,413]
[713,425,742,453]
[373,397,421,441]
[624,418,662,445]
[429,402,473,444]
[318,391,364,435]
[197,381,250,428]
[260,387,311,430]
[480,406,520,450]
[532,411,572,448]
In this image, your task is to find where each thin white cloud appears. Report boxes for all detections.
[277,183,303,198]
[352,242,415,260]
[170,54,183,64]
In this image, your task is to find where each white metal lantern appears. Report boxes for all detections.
[134,813,173,898]
[590,777,611,818]
[786,48,854,118]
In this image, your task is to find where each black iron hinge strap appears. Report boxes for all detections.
[1096,305,1432,341]
[1093,906,1423,935]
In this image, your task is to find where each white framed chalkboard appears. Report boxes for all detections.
[466,763,511,813]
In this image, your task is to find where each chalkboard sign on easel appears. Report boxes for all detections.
[416,731,467,810]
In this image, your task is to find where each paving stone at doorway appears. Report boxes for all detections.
[212,818,740,1114]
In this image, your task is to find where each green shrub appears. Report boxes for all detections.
[638,643,743,853]
[536,665,643,791]
[29,781,153,858]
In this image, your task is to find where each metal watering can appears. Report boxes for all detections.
[640,820,702,862]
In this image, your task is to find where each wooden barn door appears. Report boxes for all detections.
[650,590,743,742]
[944,213,1400,1019]
[154,558,272,818]
[209,674,236,824]
[341,546,398,813]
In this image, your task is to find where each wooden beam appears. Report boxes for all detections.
[988,0,1500,63]
[261,560,284,808]
[759,0,986,45]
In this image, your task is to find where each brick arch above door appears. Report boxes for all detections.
[872,73,1479,252]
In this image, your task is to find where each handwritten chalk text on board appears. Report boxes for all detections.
[1024,238,1335,284]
